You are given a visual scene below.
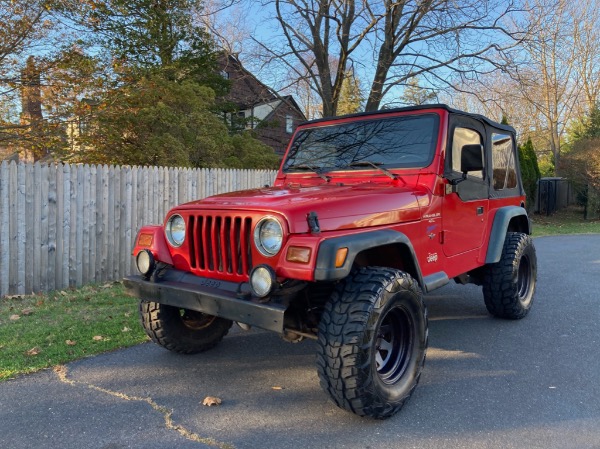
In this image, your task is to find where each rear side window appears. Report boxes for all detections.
[452,127,483,178]
[492,133,517,190]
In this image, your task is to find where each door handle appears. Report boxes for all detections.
[476,206,484,215]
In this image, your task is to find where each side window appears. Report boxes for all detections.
[491,133,517,190]
[452,127,483,178]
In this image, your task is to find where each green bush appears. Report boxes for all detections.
[518,138,540,211]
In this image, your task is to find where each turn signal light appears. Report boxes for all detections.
[286,246,311,264]
[138,233,153,247]
[335,247,348,268]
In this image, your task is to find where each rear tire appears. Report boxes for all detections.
[139,301,232,354]
[483,232,537,319]
[316,267,428,419]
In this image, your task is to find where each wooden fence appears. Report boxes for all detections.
[0,161,277,297]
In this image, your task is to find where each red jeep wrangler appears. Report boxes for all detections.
[124,104,537,419]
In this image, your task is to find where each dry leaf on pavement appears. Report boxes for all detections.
[202,396,222,407]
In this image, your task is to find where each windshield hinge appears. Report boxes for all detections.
[307,211,321,234]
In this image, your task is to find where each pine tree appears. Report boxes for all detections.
[54,0,276,168]
[518,138,540,211]
[337,71,363,115]
[400,77,437,105]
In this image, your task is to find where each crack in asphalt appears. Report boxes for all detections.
[53,365,234,449]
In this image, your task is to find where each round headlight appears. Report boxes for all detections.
[254,217,283,256]
[136,249,155,277]
[250,265,276,297]
[165,214,186,247]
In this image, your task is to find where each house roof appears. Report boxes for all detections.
[218,53,306,120]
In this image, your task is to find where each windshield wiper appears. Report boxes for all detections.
[348,161,398,180]
[285,163,331,182]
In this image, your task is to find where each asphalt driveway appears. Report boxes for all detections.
[1,234,599,449]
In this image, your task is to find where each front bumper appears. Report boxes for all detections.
[123,269,287,334]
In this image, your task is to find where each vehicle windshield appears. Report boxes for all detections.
[283,114,439,174]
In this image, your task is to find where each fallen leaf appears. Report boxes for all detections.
[124,312,131,318]
[21,308,34,316]
[101,283,113,289]
[5,295,23,299]
[9,314,20,321]
[122,327,131,332]
[59,291,68,296]
[65,340,77,346]
[92,335,103,341]
[26,347,40,356]
[202,396,222,407]
[271,386,284,390]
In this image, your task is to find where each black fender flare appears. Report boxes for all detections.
[485,206,531,264]
[314,229,425,287]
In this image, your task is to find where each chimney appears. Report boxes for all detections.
[20,56,45,161]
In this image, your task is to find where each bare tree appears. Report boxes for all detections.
[573,0,600,113]
[485,0,580,173]
[0,0,53,111]
[447,0,597,176]
[193,0,250,55]
[286,66,323,119]
[253,0,532,116]
[0,1,48,68]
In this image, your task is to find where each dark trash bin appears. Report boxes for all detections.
[535,177,571,215]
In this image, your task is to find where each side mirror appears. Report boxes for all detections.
[460,144,484,174]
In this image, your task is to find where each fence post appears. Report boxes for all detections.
[0,162,8,297]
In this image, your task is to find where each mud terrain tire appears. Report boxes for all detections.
[139,301,232,354]
[483,232,537,319]
[316,267,428,419]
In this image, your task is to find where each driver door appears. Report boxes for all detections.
[442,120,489,257]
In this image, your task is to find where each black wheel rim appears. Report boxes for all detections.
[179,309,216,330]
[517,255,532,305]
[375,306,414,385]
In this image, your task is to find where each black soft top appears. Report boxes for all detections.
[303,104,515,134]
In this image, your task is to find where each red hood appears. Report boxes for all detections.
[175,183,430,233]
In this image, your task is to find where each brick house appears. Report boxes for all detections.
[219,54,306,157]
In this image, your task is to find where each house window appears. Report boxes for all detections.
[286,115,293,133]
[232,111,246,131]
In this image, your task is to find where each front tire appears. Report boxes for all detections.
[139,301,232,354]
[482,232,537,319]
[316,267,428,419]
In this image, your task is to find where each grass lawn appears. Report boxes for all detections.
[0,283,147,381]
[531,205,600,237]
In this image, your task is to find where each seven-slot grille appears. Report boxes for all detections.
[188,214,253,281]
